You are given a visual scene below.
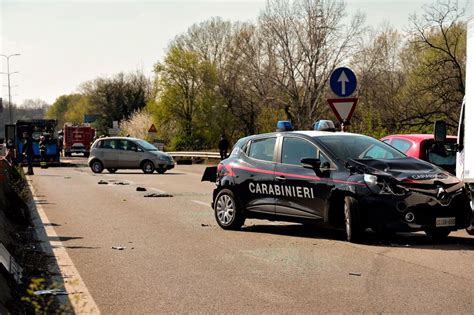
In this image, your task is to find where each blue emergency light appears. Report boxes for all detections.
[276,120,293,132]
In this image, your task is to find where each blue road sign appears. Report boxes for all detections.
[330,67,357,97]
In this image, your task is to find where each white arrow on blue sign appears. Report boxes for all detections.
[329,67,357,97]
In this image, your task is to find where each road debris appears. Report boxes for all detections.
[34,289,68,296]
[64,176,71,179]
[98,180,108,185]
[390,244,411,247]
[114,181,129,185]
[136,187,147,191]
[111,246,126,250]
[144,192,173,198]
[349,272,361,277]
[201,223,210,227]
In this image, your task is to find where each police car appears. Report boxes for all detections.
[202,121,472,242]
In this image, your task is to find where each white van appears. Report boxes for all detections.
[457,18,474,234]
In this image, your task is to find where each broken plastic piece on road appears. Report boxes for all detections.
[34,289,68,296]
[111,246,126,250]
[136,187,147,191]
[98,180,108,185]
[201,223,210,227]
[144,193,173,197]
[114,182,129,185]
[349,272,361,276]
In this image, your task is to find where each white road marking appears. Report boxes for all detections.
[192,200,211,207]
[27,180,101,314]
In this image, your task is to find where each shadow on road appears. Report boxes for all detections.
[98,171,186,175]
[48,236,84,242]
[241,223,474,250]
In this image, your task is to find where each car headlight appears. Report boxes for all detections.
[364,174,380,193]
[158,155,173,163]
[364,174,409,196]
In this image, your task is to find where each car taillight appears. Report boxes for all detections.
[217,163,235,177]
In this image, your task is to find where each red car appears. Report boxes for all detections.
[381,134,457,174]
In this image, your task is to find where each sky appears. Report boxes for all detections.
[0,0,472,106]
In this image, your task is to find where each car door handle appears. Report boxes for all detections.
[275,176,286,181]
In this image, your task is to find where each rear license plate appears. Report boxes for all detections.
[436,217,456,227]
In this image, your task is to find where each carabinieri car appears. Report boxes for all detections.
[202,129,472,242]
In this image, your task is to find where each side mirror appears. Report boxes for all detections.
[434,120,447,143]
[301,158,321,170]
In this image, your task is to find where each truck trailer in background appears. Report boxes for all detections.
[4,119,61,165]
[435,18,474,234]
[63,124,95,157]
[456,18,474,187]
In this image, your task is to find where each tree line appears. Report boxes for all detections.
[45,0,468,150]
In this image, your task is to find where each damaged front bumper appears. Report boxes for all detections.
[359,184,472,232]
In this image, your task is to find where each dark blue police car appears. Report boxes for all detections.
[202,124,472,242]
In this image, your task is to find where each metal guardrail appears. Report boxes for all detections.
[167,151,221,159]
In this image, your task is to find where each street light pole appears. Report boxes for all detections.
[0,53,21,123]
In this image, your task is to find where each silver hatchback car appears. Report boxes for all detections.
[88,137,174,174]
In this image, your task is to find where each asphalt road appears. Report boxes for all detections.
[27,157,474,314]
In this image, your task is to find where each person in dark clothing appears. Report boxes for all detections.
[39,136,47,168]
[218,134,230,160]
[22,132,34,175]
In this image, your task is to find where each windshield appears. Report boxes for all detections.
[135,139,158,151]
[422,140,456,173]
[316,135,406,162]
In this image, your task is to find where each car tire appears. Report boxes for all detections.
[156,168,166,174]
[90,160,104,173]
[142,160,155,174]
[214,189,245,230]
[344,196,363,243]
[107,168,117,173]
[425,228,451,240]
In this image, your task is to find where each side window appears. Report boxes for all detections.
[95,140,103,148]
[319,152,330,165]
[102,139,118,149]
[248,138,276,162]
[282,137,317,166]
[230,138,248,157]
[119,140,137,151]
[391,139,412,153]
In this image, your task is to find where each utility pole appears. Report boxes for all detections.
[0,53,21,123]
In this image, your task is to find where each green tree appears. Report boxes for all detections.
[151,47,219,150]
[46,94,83,127]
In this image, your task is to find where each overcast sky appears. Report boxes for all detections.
[0,0,471,106]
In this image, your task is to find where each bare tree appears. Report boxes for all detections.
[258,0,365,129]
[407,0,467,130]
[350,26,406,135]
